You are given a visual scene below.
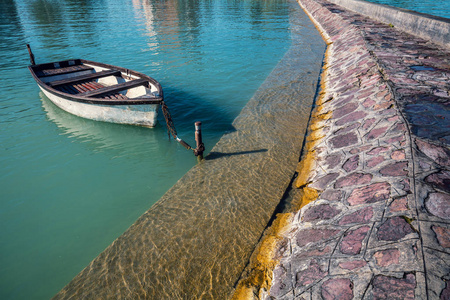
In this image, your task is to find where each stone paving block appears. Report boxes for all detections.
[335,111,368,127]
[414,150,442,175]
[440,281,450,300]
[339,225,371,256]
[366,217,419,249]
[301,201,343,223]
[379,161,409,177]
[329,258,370,275]
[322,152,343,169]
[291,239,337,261]
[386,134,407,146]
[423,248,450,299]
[334,172,372,188]
[333,123,361,137]
[342,154,359,172]
[345,181,391,206]
[419,221,450,254]
[386,195,411,216]
[377,216,417,241]
[308,172,340,190]
[424,170,450,194]
[365,240,424,273]
[292,258,330,295]
[320,189,344,202]
[333,102,358,119]
[320,277,354,300]
[432,225,450,249]
[366,155,385,168]
[370,273,417,300]
[270,261,294,299]
[413,180,446,223]
[389,178,412,198]
[366,145,391,156]
[424,192,450,220]
[293,226,342,248]
[337,205,375,226]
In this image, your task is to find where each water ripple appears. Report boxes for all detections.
[1,0,301,299]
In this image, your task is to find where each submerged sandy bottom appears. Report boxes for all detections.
[53,2,326,299]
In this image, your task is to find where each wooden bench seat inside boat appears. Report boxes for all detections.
[56,81,128,100]
[36,64,94,77]
[80,78,148,98]
[47,70,122,88]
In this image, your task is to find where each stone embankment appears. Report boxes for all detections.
[233,0,450,298]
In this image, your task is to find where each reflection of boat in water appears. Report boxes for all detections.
[28,51,164,127]
[40,93,165,155]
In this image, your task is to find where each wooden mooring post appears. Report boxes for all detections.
[194,121,205,161]
[26,44,36,65]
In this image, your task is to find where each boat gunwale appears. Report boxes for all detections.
[29,59,164,106]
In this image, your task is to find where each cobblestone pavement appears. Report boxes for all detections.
[264,0,450,298]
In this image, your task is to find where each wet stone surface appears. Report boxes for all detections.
[265,0,450,298]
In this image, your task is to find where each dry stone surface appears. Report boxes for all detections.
[266,0,450,298]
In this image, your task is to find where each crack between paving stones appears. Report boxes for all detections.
[328,231,347,274]
[391,185,404,199]
[417,218,450,225]
[396,98,430,300]
[362,222,376,259]
[423,246,450,256]
[366,237,422,249]
[356,127,364,143]
[376,62,430,298]
[361,274,374,299]
[379,197,389,221]
[416,168,445,179]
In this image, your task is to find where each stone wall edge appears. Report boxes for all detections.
[328,0,450,48]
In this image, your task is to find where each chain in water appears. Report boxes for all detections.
[161,102,192,150]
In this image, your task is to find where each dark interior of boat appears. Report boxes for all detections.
[33,60,149,100]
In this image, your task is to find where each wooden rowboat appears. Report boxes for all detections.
[28,52,164,127]
[27,46,203,156]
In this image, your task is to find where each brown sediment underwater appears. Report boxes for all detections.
[52,2,327,299]
[230,40,332,300]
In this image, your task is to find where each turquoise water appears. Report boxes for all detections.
[0,0,294,299]
[367,0,450,18]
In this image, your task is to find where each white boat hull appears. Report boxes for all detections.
[40,87,159,127]
[29,58,164,128]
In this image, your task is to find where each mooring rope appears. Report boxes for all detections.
[161,101,192,150]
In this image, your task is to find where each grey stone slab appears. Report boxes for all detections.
[423,248,450,299]
[415,180,450,223]
[419,221,450,254]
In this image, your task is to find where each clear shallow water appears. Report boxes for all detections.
[367,0,450,18]
[0,0,293,299]
[52,2,327,298]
